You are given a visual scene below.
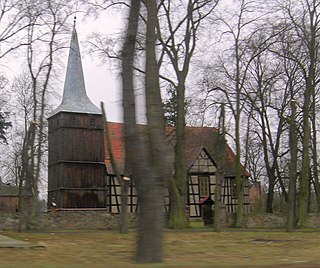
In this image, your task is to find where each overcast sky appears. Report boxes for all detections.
[73,1,233,124]
[3,1,234,124]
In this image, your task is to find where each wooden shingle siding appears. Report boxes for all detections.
[48,163,106,189]
[48,114,104,164]
[48,112,107,209]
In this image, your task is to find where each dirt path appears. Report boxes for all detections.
[0,234,43,248]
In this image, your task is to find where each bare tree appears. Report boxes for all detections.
[0,0,31,60]
[272,0,320,226]
[25,0,74,224]
[0,73,32,187]
[214,103,226,231]
[0,0,75,230]
[243,49,291,213]
[287,100,298,231]
[0,76,12,144]
[209,0,270,226]
[156,0,219,229]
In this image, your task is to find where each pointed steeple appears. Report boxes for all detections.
[50,25,101,117]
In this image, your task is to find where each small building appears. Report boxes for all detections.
[0,183,20,212]
[0,183,32,212]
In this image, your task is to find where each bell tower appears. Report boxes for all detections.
[47,25,107,209]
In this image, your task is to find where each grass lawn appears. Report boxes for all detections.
[1,227,320,267]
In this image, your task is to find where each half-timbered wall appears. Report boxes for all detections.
[48,112,107,209]
[188,149,217,217]
[187,148,250,216]
[106,148,250,216]
[107,176,138,213]
[107,175,170,213]
[221,177,250,213]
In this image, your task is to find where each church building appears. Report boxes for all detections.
[47,26,250,216]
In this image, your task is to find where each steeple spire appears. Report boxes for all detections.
[50,24,101,117]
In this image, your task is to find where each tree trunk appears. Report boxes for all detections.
[311,67,320,212]
[120,179,129,234]
[155,0,217,229]
[266,174,276,213]
[18,122,36,232]
[287,100,297,231]
[297,78,311,227]
[234,102,243,227]
[136,0,166,262]
[168,178,188,229]
[168,78,189,229]
[214,103,226,232]
[297,1,317,225]
[122,0,166,263]
[101,102,129,233]
[121,0,146,258]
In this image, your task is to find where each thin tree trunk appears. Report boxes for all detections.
[214,103,226,232]
[120,179,129,233]
[311,71,320,212]
[121,0,146,257]
[30,31,55,220]
[234,106,244,227]
[266,174,276,213]
[101,102,129,233]
[287,100,297,231]
[297,79,311,227]
[297,2,316,225]
[18,122,36,232]
[234,30,243,227]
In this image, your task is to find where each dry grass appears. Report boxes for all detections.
[1,228,320,267]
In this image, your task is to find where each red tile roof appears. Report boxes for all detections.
[104,122,125,175]
[104,122,249,177]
